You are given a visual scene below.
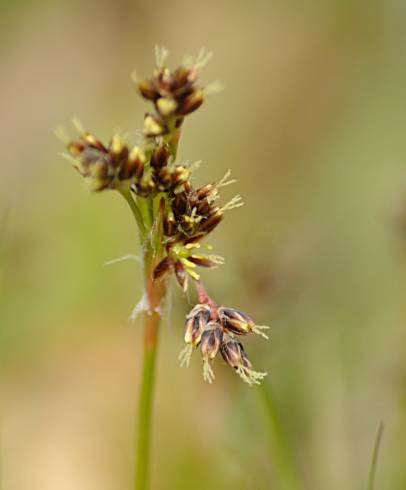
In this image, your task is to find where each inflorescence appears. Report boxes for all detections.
[59,47,268,385]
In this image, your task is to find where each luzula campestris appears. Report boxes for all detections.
[59,47,268,386]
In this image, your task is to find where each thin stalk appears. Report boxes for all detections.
[119,187,146,238]
[133,129,178,490]
[137,195,153,229]
[134,307,161,490]
[134,247,166,490]
[367,421,384,490]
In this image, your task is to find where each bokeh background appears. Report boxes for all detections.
[1,0,406,489]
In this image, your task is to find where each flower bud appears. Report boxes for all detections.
[109,135,128,168]
[200,323,223,360]
[157,166,190,193]
[184,304,210,346]
[196,184,215,199]
[200,209,223,233]
[67,134,117,191]
[137,79,160,100]
[177,88,204,115]
[196,200,211,215]
[220,336,267,385]
[150,145,170,168]
[133,166,157,196]
[219,307,270,339]
[172,166,189,186]
[143,114,168,137]
[153,256,174,280]
[170,66,196,91]
[87,159,115,191]
[220,337,250,369]
[82,133,107,152]
[121,146,145,180]
[163,212,176,236]
[218,307,254,335]
[156,97,178,117]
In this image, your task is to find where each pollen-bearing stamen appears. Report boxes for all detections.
[251,325,270,340]
[202,358,215,383]
[179,344,194,368]
[235,366,268,386]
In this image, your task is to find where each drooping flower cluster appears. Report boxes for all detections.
[179,282,268,385]
[60,47,268,385]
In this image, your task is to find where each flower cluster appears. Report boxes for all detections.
[136,46,206,139]
[66,130,146,192]
[60,47,268,385]
[179,286,269,385]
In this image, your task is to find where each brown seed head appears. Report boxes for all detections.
[200,323,223,360]
[218,307,255,335]
[184,304,211,346]
[220,336,253,370]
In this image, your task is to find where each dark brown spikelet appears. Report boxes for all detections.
[66,130,148,192]
[67,134,115,191]
[136,60,205,143]
[177,88,204,116]
[200,323,223,361]
[167,183,224,240]
[153,256,174,280]
[220,337,252,370]
[150,145,170,168]
[137,79,160,101]
[184,304,211,346]
[143,113,168,137]
[218,307,255,335]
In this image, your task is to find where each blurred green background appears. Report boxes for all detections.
[1,0,406,489]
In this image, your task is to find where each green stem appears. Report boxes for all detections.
[132,126,178,490]
[137,196,153,229]
[134,249,166,490]
[135,309,161,490]
[119,187,146,238]
[367,421,384,490]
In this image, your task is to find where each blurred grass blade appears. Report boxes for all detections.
[258,382,300,490]
[368,421,384,490]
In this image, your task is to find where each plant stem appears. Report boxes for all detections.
[135,251,166,490]
[120,187,146,238]
[133,128,179,490]
[134,309,160,490]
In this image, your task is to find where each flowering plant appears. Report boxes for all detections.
[59,47,268,490]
